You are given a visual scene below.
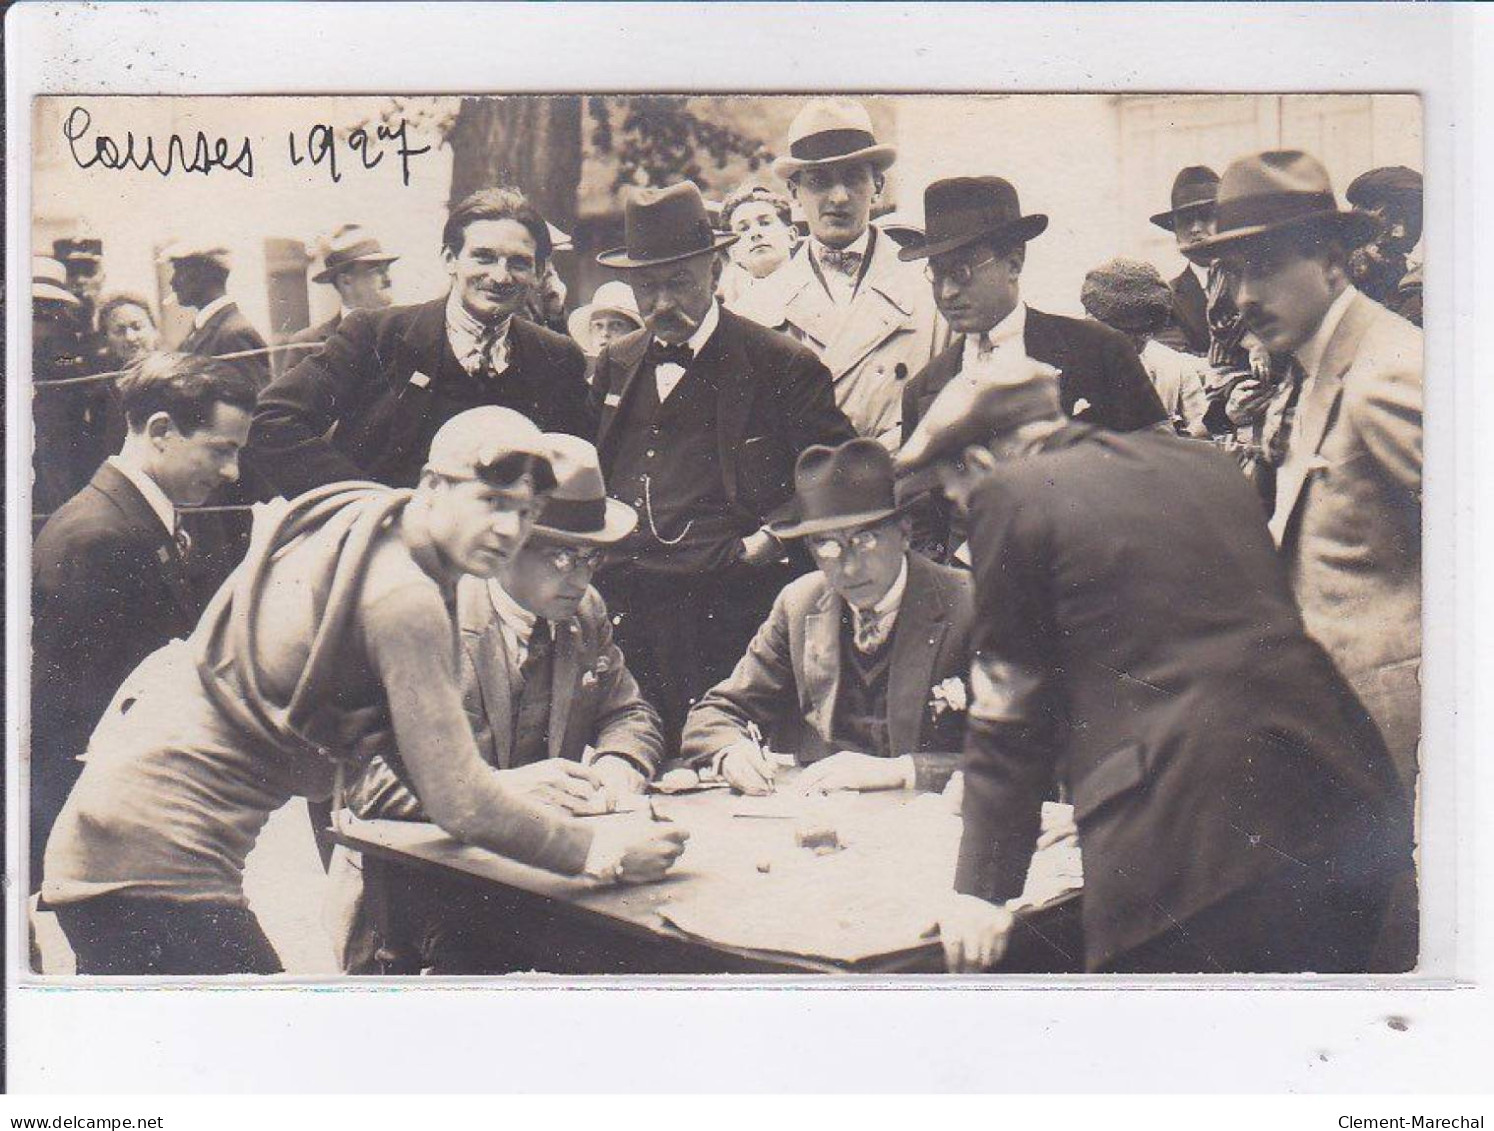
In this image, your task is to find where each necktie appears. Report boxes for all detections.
[819,247,864,277]
[511,618,554,768]
[1262,358,1307,467]
[973,331,996,359]
[853,607,893,654]
[477,323,510,379]
[172,516,192,560]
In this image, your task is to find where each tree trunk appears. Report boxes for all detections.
[446,96,583,232]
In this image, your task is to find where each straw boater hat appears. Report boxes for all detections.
[566,281,645,354]
[596,182,738,270]
[769,438,913,541]
[771,98,898,181]
[33,256,80,306]
[531,434,638,546]
[894,356,1064,478]
[896,177,1048,262]
[1187,151,1380,257]
[311,225,399,284]
[1149,166,1221,232]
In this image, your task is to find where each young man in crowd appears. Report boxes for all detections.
[716,184,799,311]
[897,351,1412,974]
[590,181,855,751]
[249,187,594,498]
[681,438,973,797]
[165,243,272,390]
[737,99,945,449]
[31,353,259,910]
[42,408,687,976]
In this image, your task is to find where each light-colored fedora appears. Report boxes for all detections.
[771,98,897,180]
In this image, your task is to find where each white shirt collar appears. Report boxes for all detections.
[446,289,513,374]
[850,556,909,625]
[488,576,538,638]
[192,295,234,330]
[962,302,1027,368]
[1189,262,1207,289]
[1293,286,1358,381]
[107,455,175,535]
[655,297,720,358]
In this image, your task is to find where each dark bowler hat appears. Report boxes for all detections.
[1346,165,1423,208]
[1188,150,1380,257]
[1149,166,1221,231]
[769,439,910,540]
[312,225,399,284]
[896,177,1049,262]
[895,358,1063,477]
[532,434,637,546]
[596,182,739,270]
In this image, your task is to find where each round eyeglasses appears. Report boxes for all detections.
[924,251,999,288]
[538,544,607,575]
[807,527,883,562]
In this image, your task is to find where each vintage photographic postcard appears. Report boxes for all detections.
[4,0,1482,1096]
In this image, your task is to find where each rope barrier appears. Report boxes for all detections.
[31,341,326,391]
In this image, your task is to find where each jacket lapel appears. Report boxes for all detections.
[800,586,843,742]
[596,326,653,458]
[1268,292,1376,545]
[706,310,757,486]
[548,617,581,760]
[458,578,513,768]
[90,464,197,622]
[885,556,948,757]
[779,252,844,354]
[384,299,455,466]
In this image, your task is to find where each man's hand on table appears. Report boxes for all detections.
[718,738,779,795]
[937,893,1017,972]
[583,818,690,885]
[796,751,915,794]
[500,758,609,815]
[590,754,649,806]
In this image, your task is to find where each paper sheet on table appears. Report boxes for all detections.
[658,798,1081,964]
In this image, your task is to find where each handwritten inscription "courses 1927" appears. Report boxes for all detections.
[63,105,434,186]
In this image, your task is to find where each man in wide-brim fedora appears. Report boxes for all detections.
[1193,150,1422,831]
[732,98,946,450]
[290,224,399,349]
[590,180,855,751]
[681,438,974,797]
[1148,166,1222,357]
[892,346,1412,975]
[897,175,1166,561]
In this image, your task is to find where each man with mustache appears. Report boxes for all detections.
[249,187,594,499]
[590,181,855,750]
[737,99,945,450]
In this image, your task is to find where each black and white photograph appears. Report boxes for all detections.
[4,0,1488,1102]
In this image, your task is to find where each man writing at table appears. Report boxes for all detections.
[681,438,974,796]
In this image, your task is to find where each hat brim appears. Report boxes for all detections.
[596,232,739,270]
[772,144,898,180]
[897,213,1049,262]
[1187,209,1380,258]
[567,303,644,352]
[532,498,638,546]
[33,283,81,306]
[1149,200,1217,232]
[768,500,911,541]
[312,253,400,284]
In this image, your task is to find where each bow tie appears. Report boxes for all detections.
[818,247,864,277]
[646,339,693,368]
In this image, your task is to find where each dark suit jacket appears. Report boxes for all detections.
[348,578,664,820]
[30,463,202,884]
[956,425,1411,970]
[180,300,271,389]
[249,298,595,497]
[593,305,856,522]
[681,553,974,791]
[1166,266,1211,356]
[287,313,342,347]
[901,306,1167,558]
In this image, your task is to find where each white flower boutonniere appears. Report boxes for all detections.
[930,676,968,718]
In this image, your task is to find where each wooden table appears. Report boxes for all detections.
[332,781,1084,975]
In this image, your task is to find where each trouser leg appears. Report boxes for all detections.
[55,893,284,976]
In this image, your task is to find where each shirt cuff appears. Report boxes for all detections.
[582,833,622,883]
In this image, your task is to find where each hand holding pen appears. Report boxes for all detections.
[718,721,779,796]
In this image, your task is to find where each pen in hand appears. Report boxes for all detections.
[746,721,776,794]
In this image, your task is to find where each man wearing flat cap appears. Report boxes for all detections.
[590,180,855,751]
[896,351,1413,975]
[899,176,1167,560]
[736,98,945,449]
[289,224,399,349]
[164,243,272,390]
[250,187,594,498]
[1346,165,1423,327]
[335,434,666,973]
[1193,151,1423,810]
[681,438,974,797]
